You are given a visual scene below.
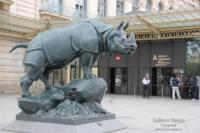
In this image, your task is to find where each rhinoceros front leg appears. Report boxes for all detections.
[40,70,50,89]
[80,53,98,79]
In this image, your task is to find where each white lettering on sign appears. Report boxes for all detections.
[153,55,157,61]
[152,54,171,67]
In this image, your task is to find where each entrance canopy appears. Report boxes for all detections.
[0,11,47,39]
[100,7,200,40]
[0,7,200,40]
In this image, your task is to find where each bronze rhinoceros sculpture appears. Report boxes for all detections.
[10,20,137,97]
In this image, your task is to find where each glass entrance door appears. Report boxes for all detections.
[152,68,173,96]
[110,68,128,94]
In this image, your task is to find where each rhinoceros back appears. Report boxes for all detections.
[41,27,75,64]
[82,19,112,34]
[24,27,75,66]
[23,20,112,67]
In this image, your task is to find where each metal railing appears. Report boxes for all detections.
[134,83,200,99]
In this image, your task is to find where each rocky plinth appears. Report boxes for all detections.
[17,78,115,125]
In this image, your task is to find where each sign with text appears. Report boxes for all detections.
[152,54,171,67]
[115,55,121,61]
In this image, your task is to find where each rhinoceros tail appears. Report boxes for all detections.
[9,43,28,53]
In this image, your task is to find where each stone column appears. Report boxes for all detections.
[159,0,170,11]
[124,0,132,13]
[107,0,116,16]
[0,0,13,12]
[146,0,159,12]
[87,0,98,18]
[168,0,178,10]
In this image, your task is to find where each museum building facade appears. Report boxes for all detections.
[98,39,190,96]
[0,0,200,96]
[0,0,133,93]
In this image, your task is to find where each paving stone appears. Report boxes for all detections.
[0,94,200,133]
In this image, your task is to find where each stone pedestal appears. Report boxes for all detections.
[3,78,125,132]
[16,111,115,125]
[2,119,127,133]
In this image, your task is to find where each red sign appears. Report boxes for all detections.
[115,55,121,61]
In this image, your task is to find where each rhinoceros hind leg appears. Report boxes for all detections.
[21,65,45,97]
[40,70,50,90]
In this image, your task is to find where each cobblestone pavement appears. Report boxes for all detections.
[0,94,200,133]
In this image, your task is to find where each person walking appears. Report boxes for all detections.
[171,75,181,100]
[142,73,150,98]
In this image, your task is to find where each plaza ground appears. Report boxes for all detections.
[0,94,200,133]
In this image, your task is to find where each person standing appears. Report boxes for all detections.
[169,75,174,97]
[142,73,150,98]
[196,75,200,100]
[178,75,183,95]
[171,75,181,100]
[191,75,198,100]
[182,76,190,99]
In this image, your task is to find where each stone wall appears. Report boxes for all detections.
[0,36,44,94]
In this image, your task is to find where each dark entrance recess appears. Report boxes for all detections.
[110,68,128,94]
[152,67,173,96]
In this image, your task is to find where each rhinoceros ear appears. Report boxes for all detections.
[123,22,129,30]
[117,21,125,30]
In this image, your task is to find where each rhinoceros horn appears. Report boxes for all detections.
[130,32,135,40]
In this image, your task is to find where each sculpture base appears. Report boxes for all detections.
[2,119,126,133]
[16,111,115,125]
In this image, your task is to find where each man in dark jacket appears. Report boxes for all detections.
[191,76,198,100]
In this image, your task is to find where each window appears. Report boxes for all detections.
[146,0,151,11]
[75,0,87,18]
[98,0,107,17]
[116,0,124,15]
[186,39,200,75]
[42,0,63,14]
[132,0,139,11]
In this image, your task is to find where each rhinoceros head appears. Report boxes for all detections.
[106,21,137,55]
